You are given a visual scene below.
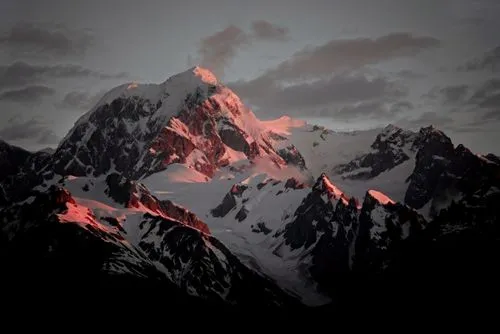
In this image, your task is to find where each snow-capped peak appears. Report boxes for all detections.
[53,66,287,179]
[190,66,218,85]
[367,189,395,205]
[375,124,417,146]
[314,173,350,206]
[381,123,401,135]
[66,66,221,134]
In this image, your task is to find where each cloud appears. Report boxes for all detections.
[333,101,388,120]
[226,32,438,118]
[56,89,106,111]
[198,25,250,77]
[396,69,425,79]
[331,99,414,121]
[390,101,414,113]
[37,129,60,144]
[0,117,59,144]
[476,93,500,109]
[415,111,454,126]
[196,21,291,76]
[423,79,500,121]
[421,86,439,100]
[466,78,500,117]
[470,78,500,102]
[439,84,469,104]
[396,111,454,128]
[259,33,440,81]
[482,109,500,120]
[250,20,289,41]
[230,73,406,112]
[457,17,487,27]
[0,85,55,103]
[0,22,93,58]
[205,31,435,118]
[0,61,128,88]
[458,45,500,72]
[422,84,470,104]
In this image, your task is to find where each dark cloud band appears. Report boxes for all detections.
[0,117,60,144]
[0,85,55,103]
[0,61,128,89]
[0,22,94,58]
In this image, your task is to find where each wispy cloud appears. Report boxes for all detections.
[196,20,291,76]
[198,25,250,77]
[56,89,106,111]
[458,45,500,72]
[0,116,60,144]
[0,61,128,88]
[0,85,55,103]
[258,33,440,81]
[0,22,94,58]
[250,20,289,42]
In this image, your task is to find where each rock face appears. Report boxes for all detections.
[137,213,298,306]
[404,126,456,209]
[0,185,169,289]
[0,182,299,308]
[272,174,427,296]
[353,190,426,273]
[270,164,500,306]
[272,174,359,296]
[332,125,419,180]
[404,128,499,213]
[0,140,52,206]
[0,140,32,183]
[104,172,210,234]
[274,174,352,252]
[211,183,248,218]
[277,144,307,170]
[51,66,285,180]
[284,177,306,190]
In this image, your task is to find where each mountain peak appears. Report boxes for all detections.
[313,173,350,205]
[189,66,218,85]
[418,125,447,138]
[382,123,401,133]
[367,189,395,205]
[53,66,285,179]
[163,65,219,87]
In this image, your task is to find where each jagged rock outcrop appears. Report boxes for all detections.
[353,190,426,272]
[0,185,169,289]
[272,174,359,296]
[0,140,52,206]
[404,126,455,209]
[136,213,299,307]
[273,174,427,296]
[0,182,299,308]
[277,144,307,171]
[404,128,500,213]
[332,125,419,180]
[105,172,209,233]
[211,183,248,218]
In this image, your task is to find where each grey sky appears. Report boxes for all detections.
[0,0,499,154]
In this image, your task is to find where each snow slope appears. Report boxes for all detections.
[141,163,328,305]
[280,124,380,178]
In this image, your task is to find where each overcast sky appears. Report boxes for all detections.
[0,0,499,154]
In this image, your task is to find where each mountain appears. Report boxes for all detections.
[52,66,285,179]
[1,66,499,311]
[0,139,52,205]
[1,173,300,309]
